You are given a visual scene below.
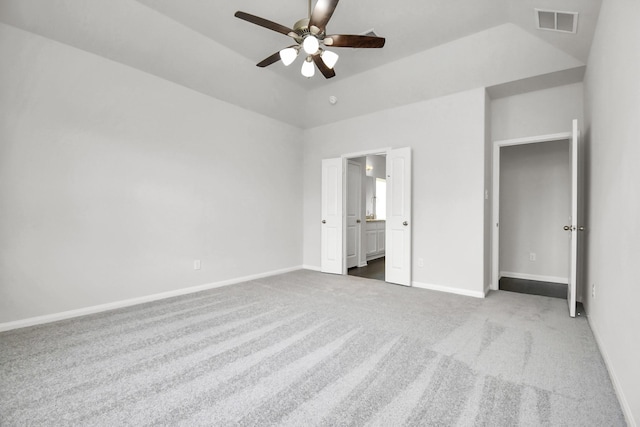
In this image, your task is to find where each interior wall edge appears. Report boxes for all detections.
[587,314,638,427]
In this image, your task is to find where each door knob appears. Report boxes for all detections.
[322,220,326,224]
[403,221,408,226]
[563,225,570,231]
[578,226,585,231]
[356,219,361,223]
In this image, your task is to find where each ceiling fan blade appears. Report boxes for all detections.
[234,11,297,38]
[309,0,339,34]
[256,51,282,68]
[312,54,336,79]
[324,34,386,48]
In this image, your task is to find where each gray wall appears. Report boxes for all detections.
[583,0,640,424]
[303,89,487,296]
[499,141,570,282]
[365,155,386,180]
[491,83,584,141]
[0,24,303,323]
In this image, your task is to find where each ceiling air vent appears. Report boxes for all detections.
[535,9,578,33]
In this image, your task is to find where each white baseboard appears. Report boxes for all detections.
[588,314,637,427]
[302,264,321,272]
[412,281,486,299]
[0,265,303,333]
[500,271,568,284]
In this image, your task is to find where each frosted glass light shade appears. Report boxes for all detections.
[301,58,315,77]
[321,50,339,69]
[279,47,298,66]
[302,36,319,54]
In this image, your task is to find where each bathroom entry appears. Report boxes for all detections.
[321,147,412,286]
[347,154,387,281]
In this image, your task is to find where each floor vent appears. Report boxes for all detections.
[535,9,578,33]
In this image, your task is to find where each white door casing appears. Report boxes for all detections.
[321,158,343,274]
[346,161,362,269]
[386,147,412,286]
[491,130,573,291]
[567,119,580,317]
[491,120,582,318]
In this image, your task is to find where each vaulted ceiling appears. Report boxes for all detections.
[0,0,602,127]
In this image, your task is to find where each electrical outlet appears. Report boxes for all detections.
[417,257,424,268]
[529,252,536,262]
[194,259,201,270]
[592,284,596,298]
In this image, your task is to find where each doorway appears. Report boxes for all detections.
[347,155,386,281]
[320,147,412,287]
[490,120,584,317]
[498,140,570,297]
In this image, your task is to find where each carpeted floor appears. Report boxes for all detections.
[0,270,625,426]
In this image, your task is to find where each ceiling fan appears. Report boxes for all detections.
[234,0,385,79]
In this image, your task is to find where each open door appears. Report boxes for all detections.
[321,158,343,274]
[386,147,412,286]
[567,119,580,317]
[346,160,362,269]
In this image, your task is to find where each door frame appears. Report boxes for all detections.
[491,132,572,291]
[340,148,391,275]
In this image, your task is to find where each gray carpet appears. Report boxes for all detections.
[0,270,626,426]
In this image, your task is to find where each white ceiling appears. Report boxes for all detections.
[134,0,601,89]
[0,0,602,126]
[0,0,601,90]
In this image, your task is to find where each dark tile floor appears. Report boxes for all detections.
[348,257,385,281]
[499,277,585,316]
[499,276,567,299]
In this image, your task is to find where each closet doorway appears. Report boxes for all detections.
[491,120,582,317]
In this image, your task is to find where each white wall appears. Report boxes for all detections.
[303,89,487,296]
[499,141,570,282]
[583,0,640,425]
[0,1,307,127]
[491,83,584,141]
[365,155,386,218]
[0,24,303,323]
[305,24,584,128]
[365,155,386,179]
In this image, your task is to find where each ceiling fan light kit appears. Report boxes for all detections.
[234,0,385,79]
[303,35,320,54]
[321,50,339,69]
[301,56,316,77]
[279,47,299,66]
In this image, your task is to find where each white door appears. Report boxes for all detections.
[321,158,343,274]
[386,147,412,286]
[567,119,580,317]
[346,161,362,268]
